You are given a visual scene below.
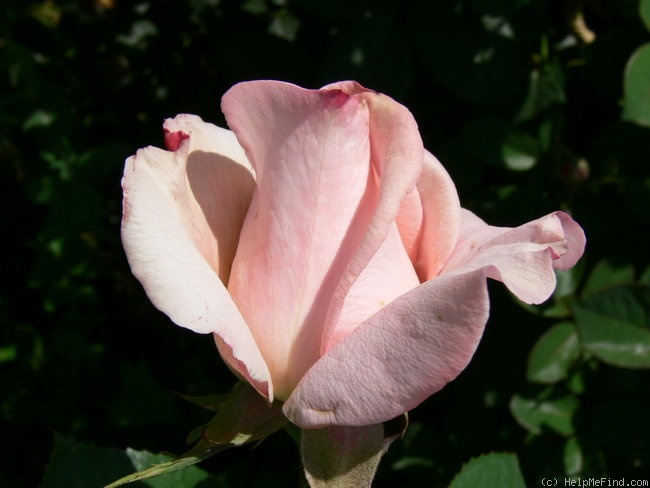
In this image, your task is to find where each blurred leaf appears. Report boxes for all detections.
[461,116,539,170]
[573,286,650,368]
[527,322,581,383]
[566,370,586,395]
[640,266,650,286]
[116,20,158,49]
[449,453,526,488]
[622,43,650,127]
[555,266,584,299]
[42,434,220,488]
[0,344,17,363]
[391,456,434,470]
[267,10,300,41]
[23,109,56,131]
[30,1,62,28]
[515,63,566,123]
[242,0,268,14]
[563,436,584,476]
[641,0,650,31]
[581,260,635,297]
[509,392,578,436]
[501,129,539,171]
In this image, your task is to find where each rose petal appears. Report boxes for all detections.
[325,222,420,351]
[408,151,462,280]
[284,267,490,427]
[441,209,587,304]
[223,81,372,399]
[395,187,423,259]
[320,83,426,354]
[121,115,272,398]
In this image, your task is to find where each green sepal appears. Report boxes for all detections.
[173,392,229,411]
[104,381,287,487]
[301,414,407,488]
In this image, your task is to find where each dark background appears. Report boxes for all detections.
[2,0,649,486]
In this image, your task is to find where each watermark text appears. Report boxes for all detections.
[541,478,649,487]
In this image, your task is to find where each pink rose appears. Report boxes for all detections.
[121,80,585,428]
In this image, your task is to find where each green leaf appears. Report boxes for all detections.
[573,286,650,368]
[41,434,220,488]
[103,446,220,488]
[640,266,650,286]
[449,453,526,488]
[23,109,56,131]
[622,43,650,127]
[461,117,539,171]
[566,370,586,395]
[581,259,635,297]
[563,437,584,476]
[515,63,566,123]
[501,130,539,171]
[105,382,287,487]
[509,392,578,436]
[267,10,301,42]
[527,322,581,383]
[641,0,650,31]
[554,266,583,299]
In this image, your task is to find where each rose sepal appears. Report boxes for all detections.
[301,415,408,488]
[104,381,287,487]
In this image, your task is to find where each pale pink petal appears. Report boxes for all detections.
[325,222,420,351]
[320,84,425,354]
[409,151,462,280]
[395,187,423,259]
[121,115,272,399]
[223,81,372,399]
[284,267,490,427]
[161,114,256,283]
[441,209,587,304]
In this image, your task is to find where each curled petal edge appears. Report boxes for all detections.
[284,267,491,428]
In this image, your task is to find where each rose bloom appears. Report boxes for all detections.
[121,80,585,428]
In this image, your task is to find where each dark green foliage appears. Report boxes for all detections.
[2,0,649,486]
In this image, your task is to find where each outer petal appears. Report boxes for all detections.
[223,81,372,399]
[407,151,462,281]
[320,82,425,353]
[121,115,272,398]
[442,209,587,304]
[162,114,256,283]
[325,222,420,351]
[284,267,490,427]
[394,186,422,258]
